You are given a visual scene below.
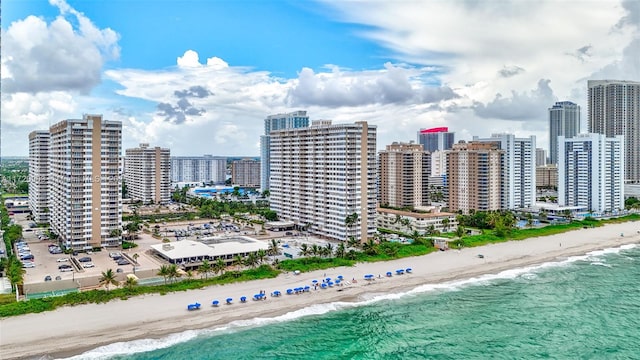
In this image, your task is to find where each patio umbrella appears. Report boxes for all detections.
[226,298,233,304]
[321,283,327,289]
[312,279,319,284]
[337,275,344,280]
[212,300,219,306]
[240,296,247,302]
[304,285,310,291]
[287,289,293,295]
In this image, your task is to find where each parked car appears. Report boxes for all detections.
[82,263,95,268]
[55,276,62,281]
[60,267,73,272]
[22,262,36,268]
[57,258,69,262]
[117,259,130,266]
[58,264,72,269]
[44,275,52,281]
[20,254,34,261]
[78,257,92,262]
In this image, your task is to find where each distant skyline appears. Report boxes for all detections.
[2,0,639,156]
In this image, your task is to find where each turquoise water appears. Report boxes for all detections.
[66,244,640,360]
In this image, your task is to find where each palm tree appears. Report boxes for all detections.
[123,275,138,291]
[256,249,267,265]
[362,239,378,255]
[99,269,119,291]
[335,242,346,258]
[199,259,212,279]
[245,252,259,268]
[167,264,181,283]
[310,244,320,257]
[214,258,226,276]
[455,225,465,238]
[157,264,171,285]
[233,254,244,271]
[300,243,310,257]
[442,218,450,232]
[132,253,139,265]
[268,239,280,257]
[324,243,334,257]
[347,236,360,249]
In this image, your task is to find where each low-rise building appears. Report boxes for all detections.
[376,207,458,235]
[150,237,269,271]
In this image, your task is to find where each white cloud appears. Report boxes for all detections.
[2,1,638,158]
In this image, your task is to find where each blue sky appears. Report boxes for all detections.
[2,0,638,156]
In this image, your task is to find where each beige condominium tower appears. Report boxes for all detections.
[269,120,377,243]
[28,130,51,224]
[378,141,431,209]
[48,114,122,250]
[124,143,171,204]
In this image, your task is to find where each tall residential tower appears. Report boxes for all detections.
[548,101,581,164]
[588,80,640,183]
[269,120,377,242]
[124,143,171,204]
[417,127,455,152]
[378,142,430,209]
[28,131,50,223]
[48,115,122,250]
[260,111,309,191]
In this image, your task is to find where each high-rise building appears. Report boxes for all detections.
[124,143,171,204]
[548,101,581,164]
[269,120,377,242]
[170,155,226,184]
[536,165,558,189]
[28,131,50,223]
[588,80,640,183]
[473,133,536,209]
[231,159,260,187]
[48,115,122,249]
[446,141,503,214]
[558,133,624,214]
[260,110,309,191]
[536,148,547,167]
[417,127,455,152]
[378,142,430,209]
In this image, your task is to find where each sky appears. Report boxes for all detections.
[1,0,639,157]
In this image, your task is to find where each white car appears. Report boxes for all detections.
[56,258,69,262]
[83,263,95,268]
[60,267,73,272]
[22,262,36,268]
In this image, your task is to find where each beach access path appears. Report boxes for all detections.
[1,221,639,360]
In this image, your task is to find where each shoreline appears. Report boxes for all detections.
[1,221,639,360]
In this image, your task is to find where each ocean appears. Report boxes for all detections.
[64,244,640,360]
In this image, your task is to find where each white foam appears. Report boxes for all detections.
[61,242,639,359]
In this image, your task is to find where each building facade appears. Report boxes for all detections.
[28,131,50,223]
[48,115,122,249]
[378,142,430,209]
[269,120,377,242]
[536,165,558,189]
[124,143,171,204]
[558,133,624,214]
[588,80,640,183]
[536,148,547,167]
[376,207,458,235]
[417,127,455,152]
[231,159,261,187]
[259,110,310,191]
[473,133,536,209]
[170,155,226,184]
[446,141,503,214]
[548,101,581,164]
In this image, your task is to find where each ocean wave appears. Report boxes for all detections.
[63,243,639,359]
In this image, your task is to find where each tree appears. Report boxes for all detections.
[335,242,346,258]
[455,225,465,238]
[167,264,181,283]
[233,254,244,271]
[256,249,267,265]
[123,276,138,291]
[268,239,280,257]
[347,236,360,249]
[300,243,310,257]
[362,239,378,255]
[214,258,226,276]
[157,264,171,285]
[132,253,139,264]
[199,259,212,279]
[442,218,450,232]
[99,269,119,291]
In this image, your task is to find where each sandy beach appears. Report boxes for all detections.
[1,221,639,360]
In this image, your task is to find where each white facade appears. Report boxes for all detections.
[473,133,536,209]
[170,155,226,184]
[269,120,377,242]
[260,110,309,191]
[48,115,122,249]
[124,143,171,204]
[558,133,624,214]
[28,131,50,223]
[431,150,447,176]
[231,159,260,187]
[376,208,458,235]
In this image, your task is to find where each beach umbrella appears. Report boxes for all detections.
[287,289,293,295]
[212,300,219,306]
[337,275,344,280]
[386,271,392,277]
[273,290,281,297]
[325,277,331,282]
[240,296,247,302]
[406,268,412,273]
[335,279,341,284]
[304,285,310,291]
[321,283,327,289]
[226,298,233,304]
[328,281,334,287]
[312,279,318,284]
